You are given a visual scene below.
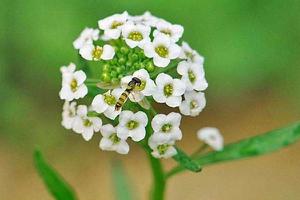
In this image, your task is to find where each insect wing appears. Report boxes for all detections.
[96,82,120,89]
[137,97,151,110]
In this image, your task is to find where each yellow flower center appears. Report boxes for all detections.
[155,45,168,58]
[188,70,196,83]
[109,133,121,144]
[157,144,170,155]
[161,124,172,133]
[111,21,123,29]
[104,94,116,106]
[160,29,172,36]
[163,84,173,97]
[126,120,138,130]
[190,100,198,109]
[128,31,143,41]
[70,79,78,92]
[92,46,103,60]
[84,119,92,127]
[135,80,146,91]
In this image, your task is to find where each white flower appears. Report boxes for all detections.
[59,66,88,101]
[79,44,115,61]
[179,41,204,64]
[73,105,102,141]
[121,23,151,48]
[151,112,182,142]
[144,34,181,67]
[98,11,128,40]
[148,135,177,159]
[197,127,223,151]
[129,11,160,27]
[179,91,206,117]
[61,101,77,129]
[91,88,123,120]
[153,20,184,42]
[99,124,129,154]
[117,110,148,142]
[177,61,208,91]
[120,69,156,102]
[73,28,100,50]
[153,73,186,107]
[60,63,76,76]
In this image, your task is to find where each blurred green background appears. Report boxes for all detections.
[1,0,300,200]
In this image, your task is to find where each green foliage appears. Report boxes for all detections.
[196,122,300,166]
[34,150,77,200]
[167,122,300,178]
[111,161,134,200]
[173,147,202,173]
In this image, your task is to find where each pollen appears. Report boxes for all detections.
[109,133,121,144]
[126,120,139,130]
[155,45,169,58]
[111,21,123,29]
[128,31,143,41]
[188,70,196,83]
[157,144,170,155]
[161,124,172,133]
[104,94,116,106]
[92,46,103,60]
[163,84,173,97]
[70,79,78,92]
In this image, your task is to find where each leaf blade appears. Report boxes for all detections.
[34,150,77,200]
[111,160,134,200]
[196,122,300,166]
[173,147,202,172]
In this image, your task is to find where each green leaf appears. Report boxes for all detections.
[34,150,77,200]
[111,160,134,200]
[172,147,202,172]
[167,122,300,178]
[196,122,300,166]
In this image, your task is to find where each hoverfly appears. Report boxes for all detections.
[96,77,151,111]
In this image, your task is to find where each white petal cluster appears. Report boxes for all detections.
[148,112,182,158]
[197,127,224,151]
[117,111,148,142]
[100,124,129,154]
[59,63,88,101]
[73,28,99,50]
[153,73,185,107]
[144,35,181,67]
[121,69,156,102]
[177,61,208,91]
[91,89,123,120]
[61,101,77,129]
[122,23,151,48]
[153,20,184,42]
[73,105,102,141]
[179,91,206,117]
[79,44,115,61]
[60,11,215,159]
[98,11,129,40]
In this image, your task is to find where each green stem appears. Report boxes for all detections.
[191,144,208,158]
[142,106,166,200]
[147,152,166,200]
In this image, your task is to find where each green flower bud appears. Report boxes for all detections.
[120,46,129,54]
[102,64,110,72]
[101,72,111,82]
[118,57,126,64]
[110,70,118,78]
[146,61,155,72]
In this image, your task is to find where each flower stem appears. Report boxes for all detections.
[142,105,166,200]
[147,153,166,200]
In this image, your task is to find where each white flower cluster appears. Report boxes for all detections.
[59,11,216,159]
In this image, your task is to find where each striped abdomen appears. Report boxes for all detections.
[115,88,132,111]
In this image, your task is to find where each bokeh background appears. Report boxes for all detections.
[1,0,300,199]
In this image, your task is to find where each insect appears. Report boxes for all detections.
[115,77,142,111]
[96,77,151,111]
